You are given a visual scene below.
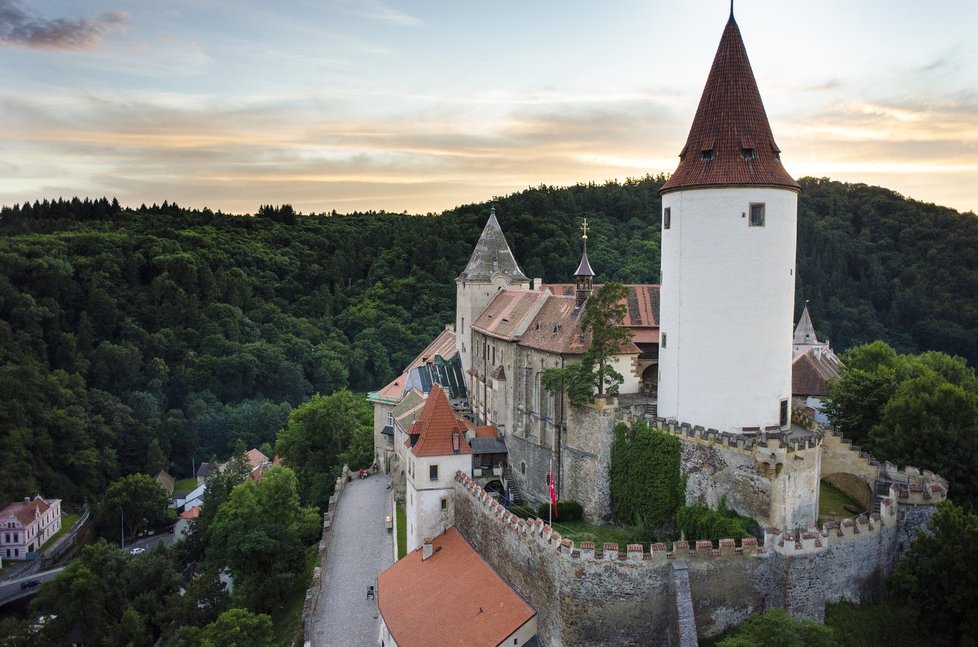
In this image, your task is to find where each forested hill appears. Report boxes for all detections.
[1,177,976,503]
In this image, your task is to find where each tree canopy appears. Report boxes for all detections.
[823,342,978,509]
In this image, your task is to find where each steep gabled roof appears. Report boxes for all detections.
[377,527,536,647]
[409,384,472,458]
[458,208,529,283]
[661,14,799,193]
[574,248,595,277]
[793,304,819,346]
[792,347,841,396]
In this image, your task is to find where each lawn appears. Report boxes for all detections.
[819,481,864,525]
[396,502,407,560]
[173,477,198,496]
[39,513,80,551]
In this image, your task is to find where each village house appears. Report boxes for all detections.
[377,527,538,647]
[0,496,62,560]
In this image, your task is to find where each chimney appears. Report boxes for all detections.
[422,537,433,561]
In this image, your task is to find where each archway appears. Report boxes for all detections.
[484,479,504,500]
[819,473,873,522]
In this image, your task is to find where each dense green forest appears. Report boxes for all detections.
[1,176,977,505]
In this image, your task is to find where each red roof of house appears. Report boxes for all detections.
[377,527,536,647]
[792,348,841,397]
[543,284,660,328]
[0,496,53,527]
[409,385,472,458]
[474,425,499,439]
[180,505,201,520]
[245,448,269,471]
[660,15,799,194]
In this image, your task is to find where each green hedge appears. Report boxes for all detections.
[609,421,684,534]
[676,499,755,541]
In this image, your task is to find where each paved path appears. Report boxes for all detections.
[312,475,393,647]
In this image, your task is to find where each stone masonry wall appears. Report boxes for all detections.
[452,471,939,645]
[453,472,777,646]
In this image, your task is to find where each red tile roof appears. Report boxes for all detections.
[405,328,457,371]
[378,527,536,647]
[180,505,201,520]
[474,425,500,439]
[0,496,53,527]
[472,289,548,340]
[660,15,799,194]
[792,348,841,396]
[410,384,472,458]
[245,448,269,471]
[542,284,659,328]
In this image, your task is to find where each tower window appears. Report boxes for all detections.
[661,332,667,349]
[749,203,766,227]
[780,400,789,427]
[429,464,439,481]
[741,147,756,160]
[663,207,671,230]
[701,149,715,161]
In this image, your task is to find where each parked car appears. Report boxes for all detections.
[129,547,146,555]
[20,580,39,590]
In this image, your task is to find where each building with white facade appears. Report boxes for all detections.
[403,384,474,553]
[0,496,62,560]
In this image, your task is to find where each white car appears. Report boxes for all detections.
[129,547,146,555]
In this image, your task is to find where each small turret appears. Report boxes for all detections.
[574,218,595,308]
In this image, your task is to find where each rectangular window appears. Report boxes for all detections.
[749,203,766,227]
[429,464,439,481]
[663,207,671,230]
[661,332,667,349]
[780,399,789,427]
[440,497,448,511]
[461,317,464,334]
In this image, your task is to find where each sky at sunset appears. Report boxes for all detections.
[2,0,977,215]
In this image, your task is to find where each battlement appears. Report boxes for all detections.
[454,471,767,562]
[793,404,949,505]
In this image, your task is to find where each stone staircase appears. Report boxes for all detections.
[503,464,527,507]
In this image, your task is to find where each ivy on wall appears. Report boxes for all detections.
[609,421,685,534]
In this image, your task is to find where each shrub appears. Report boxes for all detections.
[676,500,754,541]
[609,421,684,534]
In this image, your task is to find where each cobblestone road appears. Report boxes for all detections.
[312,475,393,646]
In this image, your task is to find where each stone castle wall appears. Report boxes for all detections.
[453,467,939,646]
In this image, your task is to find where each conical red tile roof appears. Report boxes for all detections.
[661,14,799,194]
[410,384,471,458]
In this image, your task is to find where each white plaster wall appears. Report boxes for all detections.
[406,452,471,552]
[659,187,798,431]
[500,616,539,647]
[612,353,641,395]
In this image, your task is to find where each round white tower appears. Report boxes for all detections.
[657,12,799,433]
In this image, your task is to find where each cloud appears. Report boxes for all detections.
[327,0,421,27]
[0,0,124,50]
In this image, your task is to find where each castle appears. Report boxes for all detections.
[368,9,947,646]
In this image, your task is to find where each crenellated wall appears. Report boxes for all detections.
[452,467,943,645]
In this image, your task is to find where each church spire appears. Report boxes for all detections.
[574,218,595,307]
[660,13,799,194]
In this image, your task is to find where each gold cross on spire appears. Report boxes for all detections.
[581,218,589,241]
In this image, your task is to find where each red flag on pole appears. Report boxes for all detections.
[548,460,558,519]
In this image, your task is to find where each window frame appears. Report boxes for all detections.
[429,464,439,481]
[749,203,766,227]
[663,207,671,230]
